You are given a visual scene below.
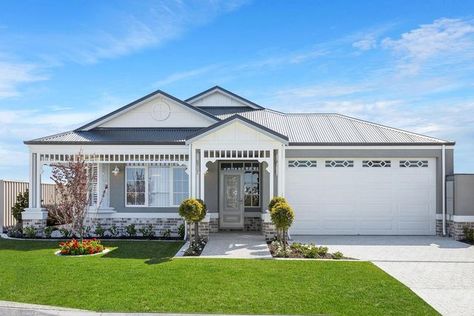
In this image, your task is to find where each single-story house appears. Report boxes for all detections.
[23,86,470,239]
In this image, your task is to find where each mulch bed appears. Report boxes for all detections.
[268,241,350,260]
[183,238,208,256]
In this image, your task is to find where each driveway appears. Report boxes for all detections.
[294,235,474,316]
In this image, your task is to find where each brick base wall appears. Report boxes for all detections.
[84,217,184,238]
[436,219,474,240]
[262,221,276,241]
[22,219,47,237]
[187,220,210,239]
[209,217,219,233]
[244,216,262,231]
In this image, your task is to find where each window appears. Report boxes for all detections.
[325,160,354,167]
[126,167,146,206]
[125,166,188,207]
[88,164,98,206]
[288,160,317,168]
[400,160,428,168]
[362,160,391,168]
[244,169,259,207]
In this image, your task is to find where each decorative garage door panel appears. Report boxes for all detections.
[286,158,436,235]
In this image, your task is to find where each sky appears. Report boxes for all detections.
[1,0,474,181]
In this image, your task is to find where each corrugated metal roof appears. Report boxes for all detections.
[26,107,453,145]
[25,128,200,145]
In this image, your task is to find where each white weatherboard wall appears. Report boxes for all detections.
[100,95,213,128]
[286,158,436,235]
[190,91,251,108]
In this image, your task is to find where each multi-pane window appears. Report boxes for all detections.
[126,167,146,206]
[125,166,188,207]
[173,168,189,205]
[325,160,354,167]
[288,160,317,168]
[244,167,260,207]
[399,160,429,168]
[362,160,391,168]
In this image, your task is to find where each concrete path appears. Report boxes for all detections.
[0,300,271,316]
[200,232,272,258]
[294,235,474,316]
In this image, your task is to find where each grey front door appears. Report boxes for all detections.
[220,172,244,229]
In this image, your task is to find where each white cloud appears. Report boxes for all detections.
[154,64,221,87]
[382,18,474,75]
[353,36,377,51]
[0,61,47,98]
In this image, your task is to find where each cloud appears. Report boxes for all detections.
[154,64,221,87]
[353,35,377,51]
[382,18,474,75]
[0,61,47,98]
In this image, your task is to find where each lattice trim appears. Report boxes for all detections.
[40,153,189,163]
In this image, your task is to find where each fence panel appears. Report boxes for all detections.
[1,180,56,229]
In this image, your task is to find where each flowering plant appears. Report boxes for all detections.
[59,238,104,256]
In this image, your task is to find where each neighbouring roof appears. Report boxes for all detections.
[25,86,455,146]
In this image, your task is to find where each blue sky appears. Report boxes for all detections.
[1,0,474,181]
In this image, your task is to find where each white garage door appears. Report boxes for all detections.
[286,158,436,235]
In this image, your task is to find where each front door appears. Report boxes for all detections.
[220,171,244,229]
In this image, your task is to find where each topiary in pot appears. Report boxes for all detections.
[270,202,295,255]
[179,198,206,243]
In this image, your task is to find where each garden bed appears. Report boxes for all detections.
[182,237,207,256]
[268,241,349,259]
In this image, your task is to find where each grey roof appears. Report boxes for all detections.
[212,108,453,145]
[24,128,200,145]
[25,87,454,146]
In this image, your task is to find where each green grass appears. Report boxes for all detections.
[0,239,437,315]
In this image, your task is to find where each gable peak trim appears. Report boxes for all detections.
[185,86,264,109]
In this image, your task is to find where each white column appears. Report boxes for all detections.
[278,146,286,197]
[98,164,110,208]
[191,146,197,197]
[35,156,42,208]
[200,160,207,201]
[28,152,34,208]
[268,151,274,201]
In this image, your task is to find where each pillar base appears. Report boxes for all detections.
[22,208,48,236]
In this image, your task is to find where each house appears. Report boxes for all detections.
[23,86,467,239]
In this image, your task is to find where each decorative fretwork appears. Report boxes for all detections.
[203,149,270,159]
[39,153,189,163]
[400,160,428,168]
[362,160,391,168]
[325,160,354,168]
[288,160,317,168]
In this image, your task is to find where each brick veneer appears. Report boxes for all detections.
[244,216,262,231]
[436,219,474,240]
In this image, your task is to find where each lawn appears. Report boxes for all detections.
[0,239,437,315]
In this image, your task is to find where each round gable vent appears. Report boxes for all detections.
[152,100,171,121]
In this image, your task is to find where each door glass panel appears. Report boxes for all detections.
[224,175,240,210]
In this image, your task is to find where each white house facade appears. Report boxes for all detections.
[23,86,468,239]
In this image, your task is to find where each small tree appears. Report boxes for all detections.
[12,189,29,227]
[179,198,206,243]
[268,196,287,212]
[48,154,107,239]
[270,201,295,254]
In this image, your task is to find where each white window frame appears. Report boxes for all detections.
[125,165,188,208]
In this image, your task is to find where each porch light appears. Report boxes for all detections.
[112,166,120,176]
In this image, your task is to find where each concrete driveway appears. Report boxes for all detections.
[294,235,474,316]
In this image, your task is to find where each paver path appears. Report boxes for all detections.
[200,232,272,258]
[294,235,474,316]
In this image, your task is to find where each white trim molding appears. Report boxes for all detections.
[436,214,474,222]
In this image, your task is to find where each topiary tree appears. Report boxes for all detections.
[268,196,287,212]
[12,189,29,227]
[270,201,295,253]
[179,198,206,243]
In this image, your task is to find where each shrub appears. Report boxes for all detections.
[82,226,92,238]
[139,224,155,239]
[268,196,287,212]
[178,223,185,239]
[463,226,474,242]
[333,251,344,260]
[6,226,23,238]
[12,190,28,224]
[125,224,137,238]
[271,240,292,257]
[94,223,106,238]
[43,226,55,238]
[179,198,206,243]
[109,224,119,238]
[162,229,171,238]
[60,228,71,238]
[59,239,104,256]
[270,201,295,251]
[23,226,36,238]
[184,237,207,256]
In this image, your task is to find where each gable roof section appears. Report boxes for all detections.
[185,114,289,144]
[76,89,219,131]
[213,109,454,145]
[185,86,264,109]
